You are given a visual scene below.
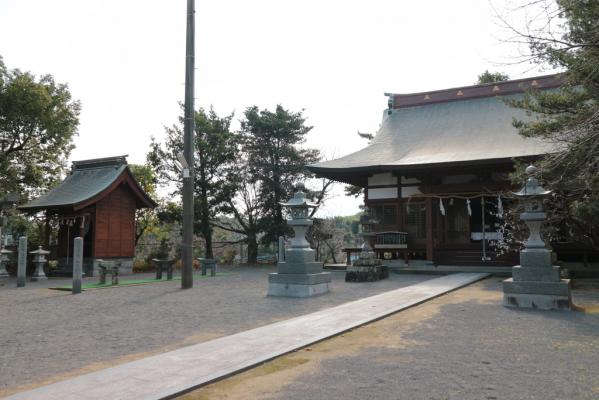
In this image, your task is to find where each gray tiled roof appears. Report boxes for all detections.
[309,94,557,173]
[20,159,128,211]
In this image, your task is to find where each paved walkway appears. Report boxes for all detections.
[0,267,430,391]
[3,273,488,400]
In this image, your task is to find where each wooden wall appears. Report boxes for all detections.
[94,185,136,258]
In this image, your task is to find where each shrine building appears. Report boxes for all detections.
[308,74,598,275]
[19,155,156,276]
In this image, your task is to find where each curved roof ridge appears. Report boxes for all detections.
[308,93,558,177]
[387,73,563,109]
[19,157,156,212]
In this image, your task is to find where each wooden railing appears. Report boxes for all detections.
[374,231,408,249]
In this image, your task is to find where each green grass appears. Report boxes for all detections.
[50,272,235,291]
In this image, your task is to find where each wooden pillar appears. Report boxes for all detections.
[425,197,433,261]
[44,212,51,250]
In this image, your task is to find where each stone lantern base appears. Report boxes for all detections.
[267,248,331,297]
[503,265,572,310]
[345,251,389,282]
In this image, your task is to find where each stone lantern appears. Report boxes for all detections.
[30,246,50,281]
[267,184,331,297]
[359,207,379,252]
[502,165,571,310]
[0,248,11,278]
[345,207,388,282]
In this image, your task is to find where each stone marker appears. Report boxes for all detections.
[278,236,285,262]
[502,165,572,310]
[238,242,244,264]
[268,183,331,297]
[0,247,11,278]
[17,236,27,287]
[30,246,50,281]
[72,237,83,294]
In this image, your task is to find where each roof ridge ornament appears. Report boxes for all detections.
[72,155,129,172]
[386,93,394,115]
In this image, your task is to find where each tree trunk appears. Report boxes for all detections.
[331,250,337,264]
[201,201,213,258]
[247,235,258,264]
[204,225,213,259]
[198,157,214,258]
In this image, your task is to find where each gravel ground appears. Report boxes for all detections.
[0,266,431,393]
[186,278,599,400]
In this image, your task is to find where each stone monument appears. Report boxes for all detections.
[503,165,572,310]
[267,184,331,297]
[73,237,83,294]
[16,236,27,288]
[345,207,389,282]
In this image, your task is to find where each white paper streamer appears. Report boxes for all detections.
[466,198,472,216]
[439,198,446,216]
[497,195,503,217]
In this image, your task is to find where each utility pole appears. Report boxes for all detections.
[182,0,195,289]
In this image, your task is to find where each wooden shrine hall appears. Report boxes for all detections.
[308,74,599,275]
[19,155,156,276]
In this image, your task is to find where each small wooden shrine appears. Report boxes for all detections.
[19,155,156,276]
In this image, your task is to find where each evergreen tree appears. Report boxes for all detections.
[477,70,509,84]
[507,0,599,248]
[0,56,80,198]
[240,105,320,244]
[129,163,160,246]
[149,107,238,258]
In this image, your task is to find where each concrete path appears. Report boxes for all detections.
[3,273,488,400]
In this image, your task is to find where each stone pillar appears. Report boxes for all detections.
[72,237,83,294]
[503,165,571,310]
[17,236,27,288]
[0,248,11,278]
[30,246,50,281]
[268,184,331,297]
[278,236,285,262]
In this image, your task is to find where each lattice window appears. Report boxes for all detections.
[404,203,426,239]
